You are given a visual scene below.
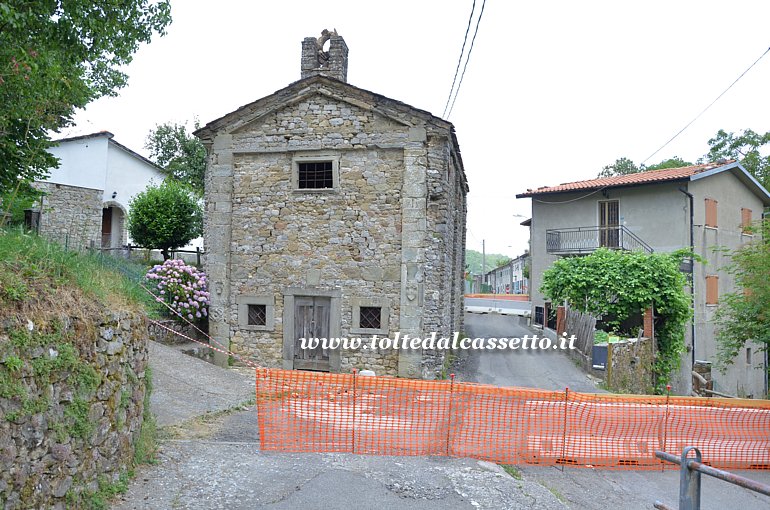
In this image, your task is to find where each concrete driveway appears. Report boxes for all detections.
[115,341,566,509]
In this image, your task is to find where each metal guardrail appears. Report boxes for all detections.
[546,225,653,254]
[654,447,770,510]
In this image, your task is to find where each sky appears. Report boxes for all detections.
[65,0,770,259]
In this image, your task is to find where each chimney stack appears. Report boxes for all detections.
[301,29,348,82]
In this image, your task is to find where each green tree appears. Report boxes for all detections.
[0,1,172,194]
[145,120,207,195]
[598,156,693,178]
[541,248,693,391]
[127,180,202,260]
[494,256,512,268]
[705,129,770,190]
[714,219,770,371]
[598,157,640,178]
[465,249,511,274]
[645,156,692,171]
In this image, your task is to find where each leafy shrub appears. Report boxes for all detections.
[593,330,609,345]
[127,180,202,260]
[145,260,209,322]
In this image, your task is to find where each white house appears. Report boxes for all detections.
[31,131,165,250]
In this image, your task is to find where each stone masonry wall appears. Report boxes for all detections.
[33,181,102,251]
[607,337,655,394]
[201,75,468,378]
[228,144,404,375]
[0,311,148,509]
[420,133,467,377]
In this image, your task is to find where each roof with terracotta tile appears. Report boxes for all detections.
[516,161,736,197]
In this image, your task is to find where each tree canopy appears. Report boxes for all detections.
[706,128,770,190]
[127,180,202,260]
[145,120,207,195]
[465,249,513,274]
[0,0,172,194]
[714,219,770,371]
[541,248,693,391]
[597,157,693,178]
[597,127,770,189]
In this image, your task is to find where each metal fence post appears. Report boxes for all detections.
[679,446,701,510]
[561,387,569,471]
[445,373,455,456]
[351,368,357,454]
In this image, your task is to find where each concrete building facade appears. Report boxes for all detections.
[195,32,468,378]
[517,161,770,397]
[484,252,530,295]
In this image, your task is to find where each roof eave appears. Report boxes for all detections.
[689,161,770,205]
[516,176,692,199]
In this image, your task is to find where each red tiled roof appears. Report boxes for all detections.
[517,161,736,197]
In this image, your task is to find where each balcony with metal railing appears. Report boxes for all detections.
[546,226,653,255]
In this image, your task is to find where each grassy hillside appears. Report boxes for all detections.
[0,229,157,322]
[465,249,511,275]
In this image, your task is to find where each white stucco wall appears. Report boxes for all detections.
[40,133,190,249]
[104,141,164,213]
[46,136,110,191]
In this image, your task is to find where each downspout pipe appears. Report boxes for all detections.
[678,187,696,369]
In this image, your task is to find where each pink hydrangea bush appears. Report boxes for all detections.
[145,259,210,322]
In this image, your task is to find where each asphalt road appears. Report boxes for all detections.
[459,313,770,510]
[459,312,599,392]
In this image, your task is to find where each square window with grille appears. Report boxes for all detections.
[298,161,334,189]
[359,306,382,330]
[247,304,267,326]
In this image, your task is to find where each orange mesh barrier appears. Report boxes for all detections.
[255,369,770,470]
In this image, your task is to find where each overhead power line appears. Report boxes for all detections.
[442,0,476,119]
[447,0,486,119]
[642,45,770,165]
[446,0,487,119]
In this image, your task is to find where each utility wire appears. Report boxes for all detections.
[442,0,476,119]
[447,0,487,119]
[642,45,770,165]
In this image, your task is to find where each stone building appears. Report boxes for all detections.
[195,31,469,378]
[28,132,166,251]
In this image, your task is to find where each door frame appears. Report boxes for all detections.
[282,287,341,371]
[598,199,620,248]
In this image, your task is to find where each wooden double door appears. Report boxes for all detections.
[293,296,331,371]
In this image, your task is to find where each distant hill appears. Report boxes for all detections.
[465,249,511,275]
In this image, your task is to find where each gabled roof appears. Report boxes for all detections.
[193,74,468,191]
[516,160,770,205]
[195,74,452,139]
[53,131,163,172]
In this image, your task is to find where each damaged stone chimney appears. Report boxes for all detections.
[301,29,348,82]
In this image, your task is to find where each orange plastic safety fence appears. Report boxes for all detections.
[255,369,770,470]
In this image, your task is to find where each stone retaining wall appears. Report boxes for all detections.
[0,310,148,509]
[607,337,655,394]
